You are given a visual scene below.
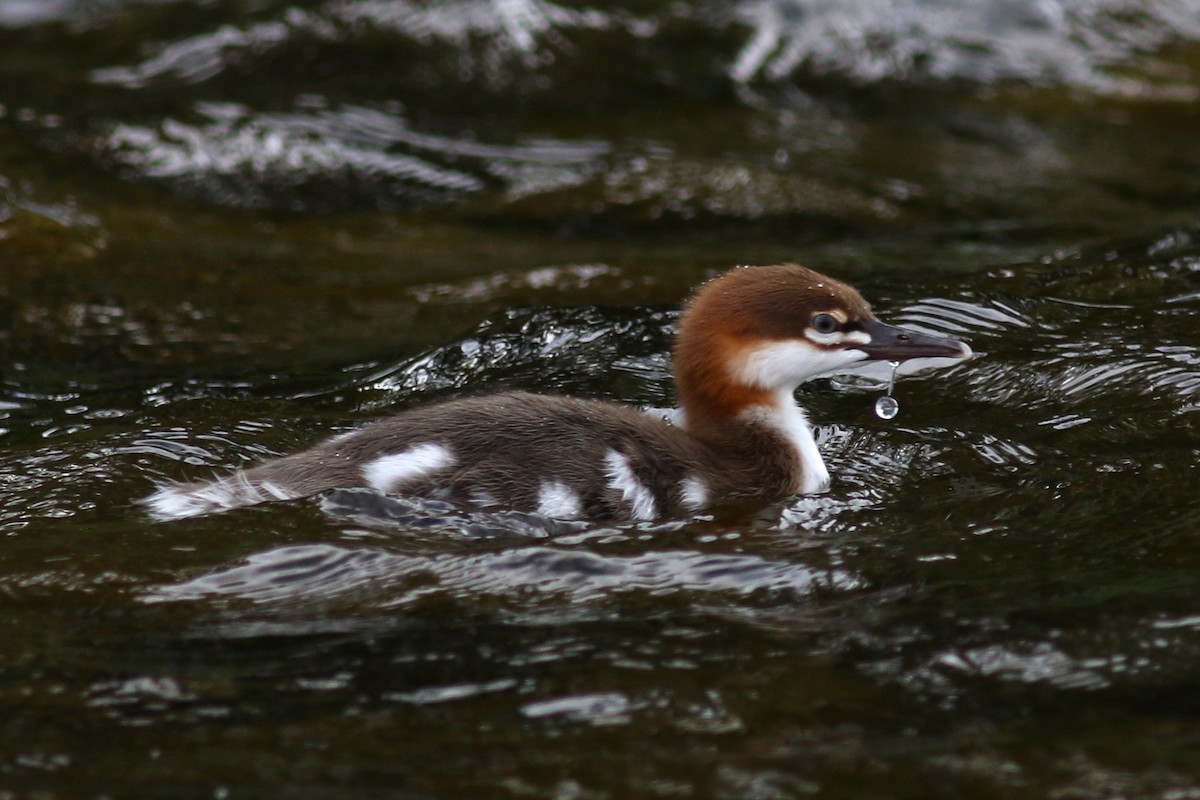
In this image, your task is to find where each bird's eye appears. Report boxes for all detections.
[811,313,840,334]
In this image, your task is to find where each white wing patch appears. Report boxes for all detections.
[361,443,455,493]
[536,480,583,519]
[679,476,708,511]
[603,450,658,521]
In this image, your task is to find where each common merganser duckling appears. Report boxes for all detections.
[143,264,971,522]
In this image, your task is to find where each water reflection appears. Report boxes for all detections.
[101,101,608,209]
[83,0,1200,95]
[90,1,625,89]
[4,0,1200,789]
[145,537,863,609]
[358,304,677,407]
[38,0,1192,230]
[730,0,1200,93]
[0,0,78,28]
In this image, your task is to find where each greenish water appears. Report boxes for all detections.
[3,1,1200,797]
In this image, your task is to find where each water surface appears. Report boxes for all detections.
[3,1,1200,797]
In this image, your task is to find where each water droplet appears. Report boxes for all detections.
[874,360,902,420]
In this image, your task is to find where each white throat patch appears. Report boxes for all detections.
[735,339,868,391]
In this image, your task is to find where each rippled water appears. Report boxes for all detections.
[3,1,1200,797]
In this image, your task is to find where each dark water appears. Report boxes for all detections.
[3,1,1200,797]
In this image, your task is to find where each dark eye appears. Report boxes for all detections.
[811,313,840,334]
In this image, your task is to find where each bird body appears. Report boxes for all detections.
[144,264,971,522]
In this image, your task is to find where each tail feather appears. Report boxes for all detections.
[142,471,301,521]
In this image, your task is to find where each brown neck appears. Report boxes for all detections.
[674,336,775,433]
[674,363,806,500]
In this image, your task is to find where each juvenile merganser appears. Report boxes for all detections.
[143,264,971,522]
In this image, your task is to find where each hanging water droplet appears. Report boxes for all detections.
[873,360,902,420]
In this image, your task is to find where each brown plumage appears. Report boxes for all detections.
[143,264,970,522]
